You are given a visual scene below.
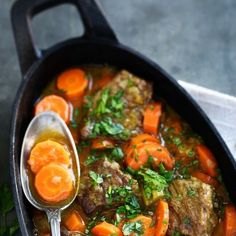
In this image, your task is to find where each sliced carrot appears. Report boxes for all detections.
[129,215,155,236]
[130,134,159,146]
[196,144,218,177]
[192,171,219,188]
[64,210,85,232]
[35,95,70,123]
[155,200,169,236]
[35,163,73,203]
[124,142,153,170]
[91,221,123,236]
[125,141,174,170]
[28,140,70,174]
[143,102,162,136]
[57,68,88,100]
[224,204,236,236]
[150,144,175,170]
[91,138,115,149]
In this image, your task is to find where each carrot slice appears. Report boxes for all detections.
[192,171,219,188]
[57,68,88,99]
[143,102,162,135]
[125,141,174,170]
[150,144,175,170]
[64,210,85,232]
[91,138,115,149]
[224,204,236,236]
[129,215,155,236]
[35,95,70,123]
[196,144,218,177]
[35,163,73,203]
[91,221,123,236]
[130,134,159,146]
[155,200,169,236]
[28,140,70,174]
[124,142,152,170]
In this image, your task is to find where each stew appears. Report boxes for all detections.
[29,65,236,236]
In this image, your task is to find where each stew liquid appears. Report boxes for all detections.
[30,65,236,236]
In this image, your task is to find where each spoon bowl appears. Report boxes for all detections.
[20,111,80,236]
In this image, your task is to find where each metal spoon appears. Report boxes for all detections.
[20,111,80,236]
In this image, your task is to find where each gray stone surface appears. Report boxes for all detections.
[0,0,236,233]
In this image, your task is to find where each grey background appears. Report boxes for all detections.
[0,0,236,233]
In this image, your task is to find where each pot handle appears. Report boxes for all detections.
[11,0,118,76]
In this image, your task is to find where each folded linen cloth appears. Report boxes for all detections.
[179,80,236,159]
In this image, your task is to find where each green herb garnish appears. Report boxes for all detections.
[122,220,143,236]
[89,171,104,185]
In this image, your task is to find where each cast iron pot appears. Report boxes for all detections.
[10,0,236,235]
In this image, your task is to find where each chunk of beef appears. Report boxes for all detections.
[168,177,218,236]
[78,157,139,215]
[81,70,152,138]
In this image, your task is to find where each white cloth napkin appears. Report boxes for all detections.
[178,80,236,159]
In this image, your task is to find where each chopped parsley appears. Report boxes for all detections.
[122,220,143,236]
[84,155,100,166]
[93,88,124,117]
[183,217,191,226]
[187,187,196,197]
[89,171,104,185]
[110,147,124,160]
[85,88,130,140]
[85,214,106,235]
[106,184,141,219]
[138,168,168,205]
[158,163,174,183]
[88,117,130,140]
[187,149,195,158]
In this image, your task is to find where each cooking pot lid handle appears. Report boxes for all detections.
[11,0,118,76]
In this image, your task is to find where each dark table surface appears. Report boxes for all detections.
[0,0,236,233]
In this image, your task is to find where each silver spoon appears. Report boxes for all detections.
[20,111,80,236]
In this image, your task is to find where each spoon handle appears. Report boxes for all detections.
[46,209,61,236]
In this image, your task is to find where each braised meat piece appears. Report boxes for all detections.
[78,157,140,215]
[168,177,218,236]
[81,70,152,139]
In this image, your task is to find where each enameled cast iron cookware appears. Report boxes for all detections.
[10,0,236,235]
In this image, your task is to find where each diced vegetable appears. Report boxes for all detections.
[155,200,169,236]
[64,210,85,232]
[224,204,236,236]
[138,169,168,206]
[196,144,218,177]
[28,140,70,174]
[35,95,70,123]
[192,171,219,188]
[35,163,73,203]
[91,221,123,236]
[57,68,88,99]
[143,102,162,135]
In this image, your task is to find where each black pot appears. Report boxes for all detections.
[10,0,236,235]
